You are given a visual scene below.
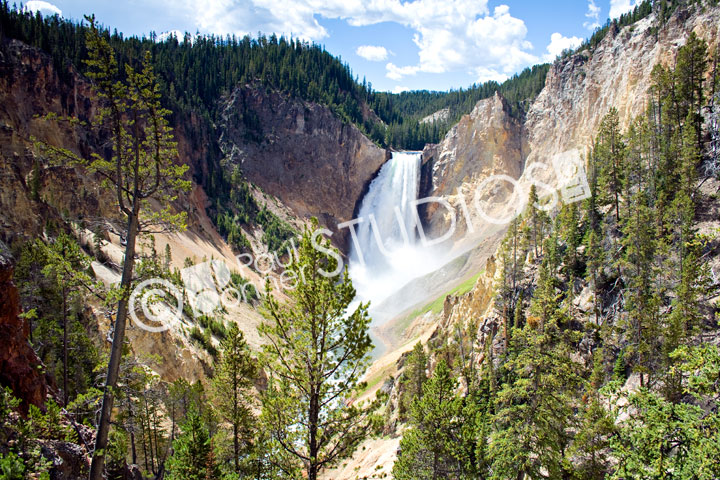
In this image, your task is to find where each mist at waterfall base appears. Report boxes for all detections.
[347,151,450,336]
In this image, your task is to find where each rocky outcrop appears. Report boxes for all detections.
[0,38,112,245]
[421,92,526,244]
[0,241,48,413]
[219,85,389,248]
[520,3,720,187]
[0,38,219,247]
[419,4,720,252]
[420,107,450,125]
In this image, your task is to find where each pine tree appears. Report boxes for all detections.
[558,201,582,278]
[39,233,95,406]
[584,227,605,325]
[164,243,172,271]
[489,317,582,480]
[596,108,625,222]
[572,349,616,479]
[572,398,616,480]
[610,346,720,480]
[393,360,476,480]
[662,115,711,397]
[529,234,562,329]
[165,412,221,480]
[525,184,548,258]
[48,18,192,478]
[619,187,659,387]
[211,323,256,475]
[260,220,379,480]
[398,342,428,421]
[675,32,708,148]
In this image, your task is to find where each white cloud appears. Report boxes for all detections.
[176,0,539,85]
[544,32,582,62]
[386,63,420,81]
[583,0,601,30]
[356,45,389,62]
[609,0,640,19]
[190,0,328,40]
[473,66,508,83]
[23,0,62,16]
[392,85,410,94]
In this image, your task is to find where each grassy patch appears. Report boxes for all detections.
[360,364,394,398]
[392,269,484,338]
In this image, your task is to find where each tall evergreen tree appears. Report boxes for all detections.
[619,186,659,386]
[488,317,582,480]
[393,360,477,480]
[211,323,256,475]
[398,342,428,421]
[40,18,192,478]
[38,234,94,406]
[525,184,548,258]
[260,221,379,480]
[596,108,625,222]
[675,32,708,148]
[165,412,221,480]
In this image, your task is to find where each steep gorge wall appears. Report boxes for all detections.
[521,4,720,186]
[218,85,389,248]
[0,241,48,413]
[420,3,719,252]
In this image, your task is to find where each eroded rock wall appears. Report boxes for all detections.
[219,85,389,248]
[0,241,48,413]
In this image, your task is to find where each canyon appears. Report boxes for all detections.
[0,1,719,478]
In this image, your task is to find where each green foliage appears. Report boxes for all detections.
[580,0,654,52]
[260,220,380,479]
[392,360,478,480]
[230,273,258,302]
[488,319,583,480]
[0,389,67,480]
[197,315,228,340]
[165,412,221,480]
[189,325,218,358]
[596,107,625,222]
[14,235,101,411]
[609,347,720,479]
[256,205,296,253]
[372,64,550,148]
[211,323,257,475]
[397,342,428,421]
[106,429,129,480]
[571,398,616,479]
[209,167,295,254]
[0,452,26,480]
[26,400,77,442]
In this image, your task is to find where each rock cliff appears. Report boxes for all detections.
[219,85,389,248]
[421,4,719,251]
[521,4,720,186]
[421,92,526,245]
[0,241,48,413]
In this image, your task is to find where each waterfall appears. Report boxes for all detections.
[348,151,445,321]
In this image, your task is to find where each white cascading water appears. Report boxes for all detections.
[348,151,446,324]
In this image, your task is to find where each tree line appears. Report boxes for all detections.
[0,2,549,150]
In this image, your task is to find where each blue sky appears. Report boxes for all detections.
[24,0,642,92]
